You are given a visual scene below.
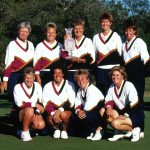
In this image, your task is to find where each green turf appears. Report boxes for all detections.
[0,97,150,150]
[145,77,150,92]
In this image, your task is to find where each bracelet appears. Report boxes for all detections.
[124,113,129,118]
[35,109,41,115]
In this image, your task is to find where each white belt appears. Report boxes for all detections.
[68,70,77,72]
[41,69,50,71]
[97,64,120,69]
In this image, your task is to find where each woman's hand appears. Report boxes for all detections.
[117,115,127,120]
[77,110,86,119]
[53,110,62,124]
[70,56,78,62]
[70,57,85,63]
[0,81,8,93]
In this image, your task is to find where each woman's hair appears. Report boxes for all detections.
[74,69,91,82]
[51,62,67,79]
[110,66,127,81]
[99,12,113,23]
[123,18,137,35]
[44,22,57,33]
[23,67,35,77]
[73,18,85,28]
[18,21,31,33]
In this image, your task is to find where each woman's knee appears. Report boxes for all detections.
[26,107,34,115]
[99,108,105,117]
[20,107,34,118]
[33,118,45,130]
[38,119,45,130]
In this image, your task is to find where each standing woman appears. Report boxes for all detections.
[65,19,95,89]
[93,12,122,96]
[1,21,34,101]
[34,22,63,87]
[122,18,150,135]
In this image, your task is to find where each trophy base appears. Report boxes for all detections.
[65,56,72,60]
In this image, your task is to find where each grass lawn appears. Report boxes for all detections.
[0,93,150,150]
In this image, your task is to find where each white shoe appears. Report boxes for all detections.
[61,131,68,139]
[53,130,61,138]
[87,133,94,140]
[124,131,132,138]
[140,132,144,138]
[91,130,104,141]
[131,127,140,142]
[125,131,144,139]
[108,130,124,141]
[21,130,32,142]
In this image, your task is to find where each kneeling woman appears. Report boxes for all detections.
[13,67,45,142]
[100,66,144,142]
[73,69,105,140]
[42,64,75,139]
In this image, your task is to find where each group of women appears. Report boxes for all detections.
[0,12,149,142]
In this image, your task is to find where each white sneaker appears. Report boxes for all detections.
[91,130,104,141]
[87,133,94,140]
[108,130,124,141]
[131,127,140,142]
[125,131,144,139]
[61,131,68,139]
[140,132,144,138]
[53,130,61,138]
[124,131,132,138]
[21,131,32,142]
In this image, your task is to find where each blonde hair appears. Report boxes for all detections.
[74,69,90,82]
[110,66,127,81]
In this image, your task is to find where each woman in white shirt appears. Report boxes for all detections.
[93,13,122,96]
[64,19,95,90]
[34,22,63,87]
[122,19,150,134]
[73,69,105,140]
[42,63,75,139]
[1,22,34,102]
[100,66,144,142]
[13,67,45,142]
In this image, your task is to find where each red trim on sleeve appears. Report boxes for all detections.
[45,102,55,115]
[104,101,114,109]
[34,57,52,71]
[75,105,82,111]
[61,51,68,59]
[20,102,31,109]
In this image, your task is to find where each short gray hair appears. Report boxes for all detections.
[18,21,31,33]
